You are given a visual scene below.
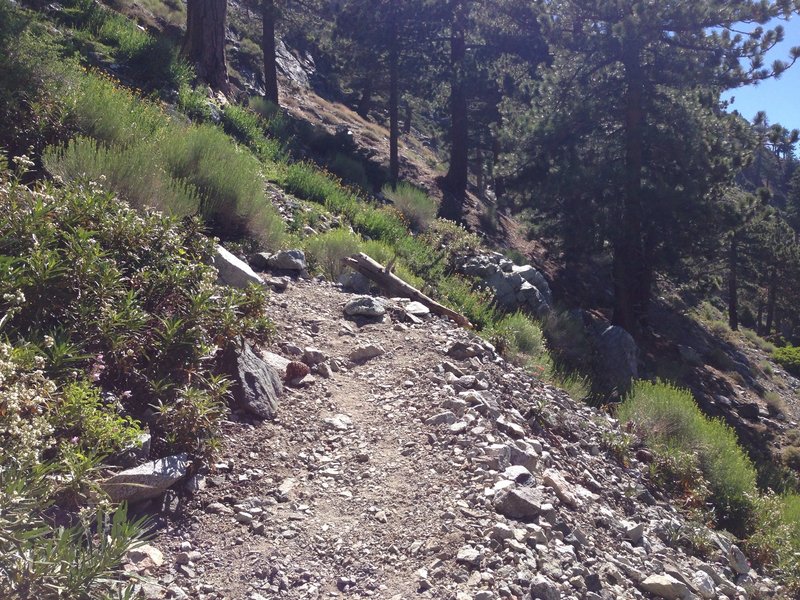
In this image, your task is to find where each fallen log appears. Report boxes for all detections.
[342,252,472,328]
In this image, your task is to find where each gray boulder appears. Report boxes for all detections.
[494,486,547,521]
[267,249,306,271]
[344,296,386,318]
[214,246,263,289]
[102,454,189,503]
[597,325,638,392]
[221,340,282,419]
[338,271,371,294]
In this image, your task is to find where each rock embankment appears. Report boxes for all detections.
[132,278,780,600]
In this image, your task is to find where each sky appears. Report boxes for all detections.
[722,15,800,132]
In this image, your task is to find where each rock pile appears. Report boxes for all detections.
[455,253,552,319]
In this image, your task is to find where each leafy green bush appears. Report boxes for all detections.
[618,380,757,530]
[747,493,800,593]
[304,228,362,280]
[382,182,440,231]
[53,380,143,456]
[0,463,143,599]
[358,239,424,289]
[774,346,800,377]
[0,174,273,457]
[436,275,497,330]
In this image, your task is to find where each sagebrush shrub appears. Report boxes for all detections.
[382,182,440,231]
[774,346,800,377]
[618,380,757,530]
[304,228,362,280]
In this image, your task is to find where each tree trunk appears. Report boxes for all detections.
[757,300,764,335]
[261,0,279,106]
[356,79,373,118]
[765,266,778,336]
[388,0,399,187]
[612,40,646,337]
[728,233,739,330]
[183,0,230,94]
[441,0,468,222]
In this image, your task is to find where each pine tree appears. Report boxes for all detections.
[500,0,800,337]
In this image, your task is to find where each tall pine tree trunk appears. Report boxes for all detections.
[183,0,230,94]
[356,80,373,118]
[441,0,468,222]
[728,233,739,330]
[261,0,279,105]
[388,0,399,187]
[613,40,647,337]
[765,266,778,335]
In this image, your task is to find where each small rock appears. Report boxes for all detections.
[214,246,263,288]
[729,544,750,574]
[324,414,353,431]
[494,486,546,521]
[456,546,482,568]
[691,570,716,599]
[639,574,689,600]
[102,454,189,503]
[125,544,164,571]
[530,574,560,600]
[267,249,306,271]
[425,411,458,426]
[349,344,385,362]
[543,469,580,508]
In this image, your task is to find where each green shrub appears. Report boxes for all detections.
[222,104,284,162]
[53,380,142,456]
[763,391,786,417]
[382,182,440,231]
[0,465,143,599]
[774,346,800,377]
[329,153,370,189]
[0,174,274,456]
[436,275,497,331]
[46,71,286,247]
[747,493,800,593]
[784,446,800,471]
[304,228,362,281]
[618,380,757,530]
[358,239,424,289]
[43,135,202,216]
[486,311,544,357]
[178,83,212,121]
[352,205,407,243]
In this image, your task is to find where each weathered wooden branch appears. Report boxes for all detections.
[342,252,472,328]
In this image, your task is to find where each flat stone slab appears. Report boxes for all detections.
[102,454,189,503]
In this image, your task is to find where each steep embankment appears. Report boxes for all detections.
[125,279,777,600]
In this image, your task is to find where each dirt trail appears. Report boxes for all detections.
[151,280,496,599]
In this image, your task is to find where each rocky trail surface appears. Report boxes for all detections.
[130,279,783,600]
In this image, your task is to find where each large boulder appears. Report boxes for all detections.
[268,249,307,271]
[102,454,189,503]
[455,253,552,317]
[214,246,263,289]
[597,325,638,393]
[221,340,282,419]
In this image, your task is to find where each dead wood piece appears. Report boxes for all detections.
[341,253,472,328]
